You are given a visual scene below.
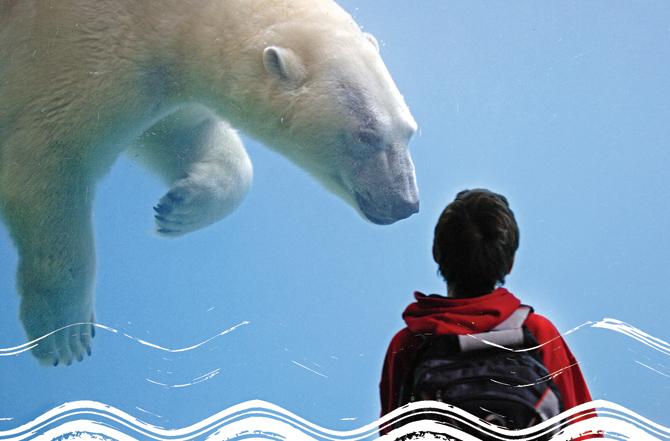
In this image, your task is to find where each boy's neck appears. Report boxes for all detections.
[447,285,457,298]
[447,285,496,299]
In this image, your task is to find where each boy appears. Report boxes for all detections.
[380,189,592,423]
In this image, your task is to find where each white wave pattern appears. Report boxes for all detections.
[0,321,250,357]
[0,400,668,441]
[0,318,667,363]
[1,317,668,440]
[591,319,670,357]
[146,368,222,389]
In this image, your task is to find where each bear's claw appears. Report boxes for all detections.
[153,204,171,216]
[22,305,96,367]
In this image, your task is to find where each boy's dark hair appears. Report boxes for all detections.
[432,189,519,297]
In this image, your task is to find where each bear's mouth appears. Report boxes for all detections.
[320,170,419,225]
[354,191,418,225]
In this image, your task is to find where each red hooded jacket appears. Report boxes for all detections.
[380,287,592,417]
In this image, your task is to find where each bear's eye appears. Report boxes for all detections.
[356,129,383,149]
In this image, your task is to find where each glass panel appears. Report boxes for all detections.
[1,1,668,438]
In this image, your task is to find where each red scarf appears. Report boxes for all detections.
[403,287,521,334]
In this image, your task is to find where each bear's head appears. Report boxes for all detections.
[218,4,419,225]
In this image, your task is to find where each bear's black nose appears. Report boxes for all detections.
[392,198,420,220]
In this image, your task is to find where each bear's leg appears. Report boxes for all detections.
[128,106,253,237]
[1,160,95,366]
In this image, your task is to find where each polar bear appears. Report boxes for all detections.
[0,0,419,366]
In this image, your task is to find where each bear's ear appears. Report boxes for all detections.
[263,46,305,85]
[364,32,380,52]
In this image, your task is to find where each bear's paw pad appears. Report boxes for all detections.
[154,179,230,237]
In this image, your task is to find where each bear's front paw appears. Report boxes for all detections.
[154,176,243,237]
[19,295,95,366]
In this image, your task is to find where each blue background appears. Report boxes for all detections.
[1,0,669,432]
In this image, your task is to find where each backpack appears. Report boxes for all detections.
[398,306,563,438]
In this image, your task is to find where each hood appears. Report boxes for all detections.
[402,288,522,335]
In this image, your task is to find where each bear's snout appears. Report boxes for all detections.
[350,146,419,225]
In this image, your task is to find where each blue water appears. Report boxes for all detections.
[1,0,669,437]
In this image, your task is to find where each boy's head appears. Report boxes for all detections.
[432,189,519,297]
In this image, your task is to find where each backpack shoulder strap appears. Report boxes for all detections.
[457,306,532,352]
[493,305,532,330]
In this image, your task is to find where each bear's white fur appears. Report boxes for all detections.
[0,0,418,366]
